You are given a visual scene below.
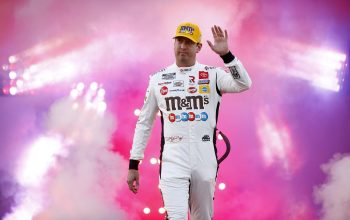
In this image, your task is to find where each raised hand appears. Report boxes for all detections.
[207,25,229,56]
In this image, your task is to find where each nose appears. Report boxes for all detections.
[179,41,187,49]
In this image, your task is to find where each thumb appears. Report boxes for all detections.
[207,40,214,49]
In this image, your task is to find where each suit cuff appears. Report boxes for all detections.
[220,51,235,64]
[129,159,140,170]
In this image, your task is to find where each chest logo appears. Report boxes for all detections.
[160,86,168,95]
[165,95,209,111]
[198,79,210,85]
[187,87,197,94]
[173,80,184,87]
[199,71,209,79]
[162,72,176,80]
[189,76,195,84]
[199,85,210,94]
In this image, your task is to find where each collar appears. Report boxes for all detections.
[174,61,199,74]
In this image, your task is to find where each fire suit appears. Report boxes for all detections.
[129,52,252,219]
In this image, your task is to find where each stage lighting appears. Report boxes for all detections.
[16,79,24,88]
[70,89,79,99]
[218,183,226,190]
[77,82,85,91]
[2,64,9,71]
[143,207,151,214]
[8,56,17,64]
[29,65,38,73]
[307,51,346,92]
[23,71,30,80]
[9,71,17,79]
[312,77,340,92]
[134,109,141,116]
[97,88,105,97]
[159,207,166,214]
[90,82,98,91]
[2,86,10,95]
[97,101,107,113]
[9,87,17,95]
[218,134,223,140]
[150,157,157,165]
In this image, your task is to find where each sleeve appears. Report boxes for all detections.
[129,75,158,170]
[216,51,252,95]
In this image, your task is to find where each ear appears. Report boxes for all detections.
[196,43,202,53]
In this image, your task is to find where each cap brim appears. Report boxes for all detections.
[173,34,199,43]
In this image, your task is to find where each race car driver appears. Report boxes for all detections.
[127,22,252,219]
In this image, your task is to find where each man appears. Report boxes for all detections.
[127,22,252,219]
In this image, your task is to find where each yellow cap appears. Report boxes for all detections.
[174,22,202,43]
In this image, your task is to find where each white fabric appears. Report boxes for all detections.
[130,58,252,219]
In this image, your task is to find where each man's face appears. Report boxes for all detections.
[174,37,202,66]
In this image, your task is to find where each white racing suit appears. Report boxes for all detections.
[129,52,252,219]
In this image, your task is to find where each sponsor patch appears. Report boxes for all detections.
[160,86,168,95]
[162,72,176,80]
[199,71,209,79]
[165,95,209,111]
[199,85,210,94]
[165,135,183,143]
[180,68,192,73]
[179,26,194,35]
[173,80,184,87]
[189,76,195,84]
[198,79,210,85]
[187,87,197,94]
[202,135,210,142]
[158,81,172,86]
[229,66,241,79]
[170,89,185,92]
[169,111,208,122]
[204,66,216,70]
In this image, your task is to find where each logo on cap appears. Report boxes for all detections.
[179,26,194,35]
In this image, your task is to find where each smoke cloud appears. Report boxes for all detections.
[314,154,350,220]
[37,98,127,220]
[4,97,128,220]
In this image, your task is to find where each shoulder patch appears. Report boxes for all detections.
[204,66,216,71]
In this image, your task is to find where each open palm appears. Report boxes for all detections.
[207,25,229,56]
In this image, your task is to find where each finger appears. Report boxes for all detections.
[136,178,139,189]
[132,185,138,193]
[224,30,228,39]
[128,181,138,193]
[133,180,139,193]
[214,25,219,36]
[211,27,217,38]
[217,26,224,36]
[127,181,133,190]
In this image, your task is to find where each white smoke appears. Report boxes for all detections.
[35,98,127,220]
[314,154,350,220]
[5,97,127,220]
